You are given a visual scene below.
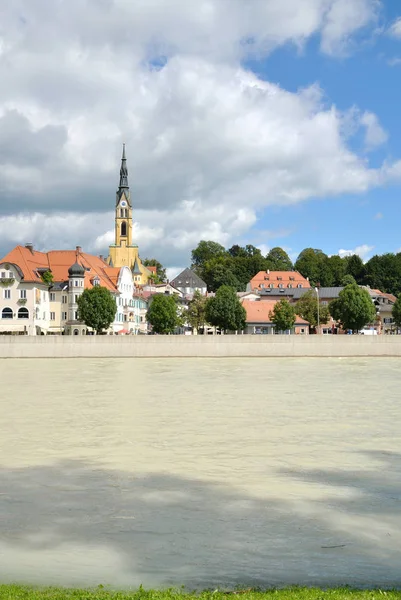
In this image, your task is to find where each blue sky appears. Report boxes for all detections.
[0,0,401,273]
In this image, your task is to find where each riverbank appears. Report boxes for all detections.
[1,587,400,600]
[1,335,401,358]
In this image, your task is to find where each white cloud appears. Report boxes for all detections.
[338,244,375,261]
[374,212,383,220]
[0,0,395,268]
[387,57,401,66]
[388,17,401,39]
[360,111,388,150]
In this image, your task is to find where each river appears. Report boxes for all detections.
[0,357,400,589]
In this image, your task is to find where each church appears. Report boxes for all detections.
[107,144,152,286]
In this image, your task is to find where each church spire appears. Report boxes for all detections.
[116,143,131,206]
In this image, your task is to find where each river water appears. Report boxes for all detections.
[0,357,400,589]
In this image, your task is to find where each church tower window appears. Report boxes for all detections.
[121,221,127,237]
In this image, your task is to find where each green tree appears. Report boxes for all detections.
[269,299,296,333]
[341,274,356,286]
[77,286,117,334]
[326,255,346,287]
[265,247,293,271]
[294,248,328,287]
[41,270,54,286]
[364,253,401,295]
[205,285,246,332]
[344,254,366,284]
[329,283,376,332]
[186,290,207,333]
[202,258,241,292]
[191,240,227,271]
[295,290,330,331]
[143,258,166,283]
[392,295,401,328]
[146,294,182,334]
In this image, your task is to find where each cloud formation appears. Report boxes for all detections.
[0,0,394,267]
[338,244,375,262]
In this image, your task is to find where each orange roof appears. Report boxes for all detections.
[0,245,119,292]
[249,270,310,291]
[242,299,309,325]
[147,266,157,274]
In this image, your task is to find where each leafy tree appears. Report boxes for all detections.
[205,285,246,332]
[77,286,117,334]
[146,294,182,334]
[143,258,166,282]
[202,258,241,292]
[341,274,356,286]
[329,283,377,332]
[269,299,296,333]
[364,253,401,295]
[326,255,346,287]
[186,290,207,333]
[344,254,366,283]
[294,248,328,287]
[41,270,54,286]
[295,289,330,331]
[265,247,293,271]
[191,240,227,271]
[392,295,401,328]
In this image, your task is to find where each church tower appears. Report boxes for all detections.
[107,144,151,286]
[114,143,133,248]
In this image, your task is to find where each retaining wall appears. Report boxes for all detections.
[1,334,401,357]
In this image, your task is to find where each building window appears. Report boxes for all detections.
[121,221,127,237]
[50,292,56,302]
[18,307,29,319]
[288,284,292,289]
[75,311,78,320]
[4,289,11,299]
[1,307,13,319]
[278,283,283,288]
[62,295,67,304]
[74,280,79,287]
[297,284,303,288]
[75,295,79,303]
[0,271,5,278]
[269,283,274,289]
[50,312,56,321]
[20,289,27,299]
[62,312,67,320]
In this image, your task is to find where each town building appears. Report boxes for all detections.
[0,244,146,335]
[247,270,310,293]
[106,144,152,286]
[242,299,309,335]
[170,268,207,296]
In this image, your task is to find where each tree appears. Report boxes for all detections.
[191,240,227,271]
[364,253,401,295]
[143,258,166,283]
[146,294,182,334]
[186,290,207,333]
[41,270,54,286]
[341,274,356,286]
[201,258,241,292]
[77,286,117,334]
[344,254,366,284]
[294,248,328,287]
[265,247,293,271]
[326,255,346,287]
[205,285,246,333]
[269,299,296,333]
[392,295,401,328]
[329,283,377,332]
[295,290,330,331]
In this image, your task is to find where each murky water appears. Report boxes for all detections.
[0,358,400,589]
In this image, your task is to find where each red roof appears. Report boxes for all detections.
[242,299,309,325]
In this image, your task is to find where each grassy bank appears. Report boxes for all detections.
[0,588,400,600]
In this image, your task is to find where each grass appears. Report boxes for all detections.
[0,587,400,600]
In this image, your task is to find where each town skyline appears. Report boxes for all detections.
[1,1,401,279]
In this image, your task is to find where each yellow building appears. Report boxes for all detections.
[107,144,152,286]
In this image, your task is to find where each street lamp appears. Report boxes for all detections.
[315,287,320,334]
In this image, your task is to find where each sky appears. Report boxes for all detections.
[1,0,401,279]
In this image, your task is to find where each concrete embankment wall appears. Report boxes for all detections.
[1,335,401,357]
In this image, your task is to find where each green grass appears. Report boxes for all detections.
[0,587,400,600]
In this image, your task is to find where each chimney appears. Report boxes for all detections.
[99,254,104,261]
[76,246,82,253]
[25,243,34,254]
[267,269,270,274]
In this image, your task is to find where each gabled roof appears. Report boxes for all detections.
[170,267,206,289]
[249,270,309,291]
[242,299,309,325]
[132,257,142,275]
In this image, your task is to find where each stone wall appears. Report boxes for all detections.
[1,334,401,357]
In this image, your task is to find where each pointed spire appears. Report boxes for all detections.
[132,257,141,275]
[119,143,129,189]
